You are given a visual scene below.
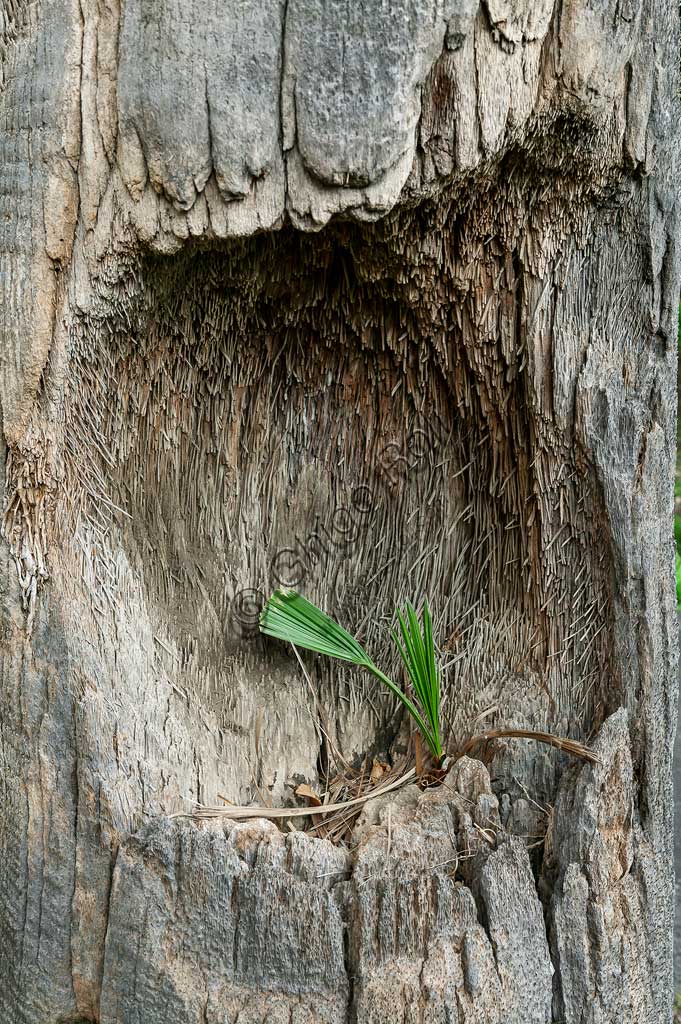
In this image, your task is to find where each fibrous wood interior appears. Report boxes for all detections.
[55,140,633,812]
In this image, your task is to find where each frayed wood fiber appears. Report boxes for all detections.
[57,161,621,813]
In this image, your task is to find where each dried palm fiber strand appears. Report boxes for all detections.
[458,728,600,764]
[182,766,417,821]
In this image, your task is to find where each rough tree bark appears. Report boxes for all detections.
[0,2,679,1022]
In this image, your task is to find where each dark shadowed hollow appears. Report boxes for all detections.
[53,149,627,814]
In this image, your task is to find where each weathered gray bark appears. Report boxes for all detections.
[0,2,679,1022]
[675,613,681,986]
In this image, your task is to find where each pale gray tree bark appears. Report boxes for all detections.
[0,2,679,1022]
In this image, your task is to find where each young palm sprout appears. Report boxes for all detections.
[392,601,443,763]
[259,589,443,763]
[258,590,600,791]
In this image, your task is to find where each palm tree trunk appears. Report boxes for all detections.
[0,2,678,1021]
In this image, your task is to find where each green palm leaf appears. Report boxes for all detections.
[260,589,371,665]
[259,589,442,759]
[391,600,443,762]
